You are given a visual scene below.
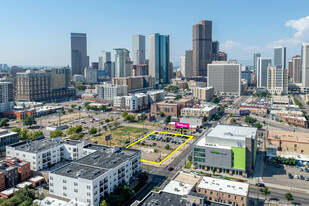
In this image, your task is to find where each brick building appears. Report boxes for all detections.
[278,116,308,128]
[3,157,31,182]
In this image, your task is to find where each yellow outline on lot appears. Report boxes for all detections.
[126,131,193,165]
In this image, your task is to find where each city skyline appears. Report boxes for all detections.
[1,1,309,67]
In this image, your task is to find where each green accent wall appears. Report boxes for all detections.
[232,147,246,170]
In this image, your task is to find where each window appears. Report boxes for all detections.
[63,180,66,183]
[50,177,53,180]
[228,194,231,199]
[87,185,91,189]
[210,191,213,195]
[241,197,244,201]
[74,189,78,193]
[74,182,78,186]
[235,196,237,200]
[87,192,91,196]
[63,192,67,196]
[50,189,54,193]
[63,186,67,190]
[50,183,53,186]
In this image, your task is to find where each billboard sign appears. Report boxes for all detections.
[175,122,189,129]
[105,135,112,141]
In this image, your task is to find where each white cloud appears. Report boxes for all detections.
[267,16,309,48]
[220,40,240,51]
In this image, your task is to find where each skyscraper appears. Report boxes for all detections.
[253,53,261,74]
[98,51,112,75]
[179,50,193,78]
[207,62,241,95]
[192,20,212,77]
[274,46,287,68]
[257,57,271,87]
[289,55,301,83]
[148,33,170,85]
[212,40,219,60]
[180,55,186,78]
[132,35,146,65]
[267,65,288,94]
[0,82,14,112]
[302,43,309,92]
[71,33,89,75]
[114,48,133,78]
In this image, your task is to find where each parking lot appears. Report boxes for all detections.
[130,131,194,165]
[263,162,309,190]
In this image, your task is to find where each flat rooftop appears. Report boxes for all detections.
[206,125,257,141]
[197,176,249,196]
[267,130,309,144]
[173,172,201,186]
[138,191,191,206]
[7,137,82,153]
[75,148,138,170]
[52,163,107,180]
[162,180,193,196]
[272,95,289,104]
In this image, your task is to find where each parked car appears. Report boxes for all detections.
[300,175,305,180]
[299,168,303,172]
[168,167,174,171]
[305,168,309,173]
[294,175,299,179]
[255,183,265,187]
[203,174,211,177]
[236,180,244,183]
[305,176,309,181]
[288,173,293,179]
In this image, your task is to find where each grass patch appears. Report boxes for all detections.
[131,121,161,127]
[90,126,150,146]
[184,160,192,169]
[223,176,248,182]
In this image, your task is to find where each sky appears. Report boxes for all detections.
[1,0,309,67]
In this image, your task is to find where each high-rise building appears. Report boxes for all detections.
[293,55,301,83]
[212,40,219,60]
[257,57,271,87]
[302,43,309,92]
[288,60,293,82]
[84,67,98,83]
[71,33,89,75]
[132,35,146,65]
[148,33,170,85]
[0,82,14,113]
[217,52,227,61]
[15,70,75,102]
[274,46,287,68]
[179,50,193,78]
[98,51,111,75]
[267,65,288,95]
[207,62,241,95]
[114,48,133,78]
[253,53,261,74]
[179,55,186,78]
[97,84,128,100]
[193,20,212,77]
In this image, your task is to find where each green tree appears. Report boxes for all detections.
[262,187,270,201]
[71,104,76,108]
[121,111,128,118]
[158,111,165,117]
[113,120,120,128]
[0,118,10,127]
[70,133,84,140]
[212,167,216,175]
[124,114,135,122]
[100,200,109,206]
[211,97,220,104]
[84,101,91,107]
[50,130,63,138]
[23,116,36,126]
[75,125,83,133]
[30,130,43,139]
[165,144,170,150]
[165,115,171,124]
[68,108,74,113]
[12,127,21,135]
[140,113,147,121]
[307,101,309,106]
[203,115,208,122]
[76,84,86,91]
[254,122,262,129]
[62,110,66,115]
[285,192,294,202]
[89,127,97,135]
[175,94,182,99]
[105,119,110,123]
[19,128,29,139]
[100,105,107,112]
[244,116,257,124]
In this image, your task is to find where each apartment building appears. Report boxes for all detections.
[192,125,257,176]
[112,76,154,93]
[266,130,309,154]
[15,70,75,102]
[6,137,84,171]
[0,82,14,113]
[0,129,19,157]
[49,144,141,206]
[267,65,288,95]
[196,176,249,206]
[192,86,214,101]
[151,99,194,117]
[0,163,18,189]
[147,90,166,103]
[181,105,218,119]
[97,84,128,100]
[3,157,31,182]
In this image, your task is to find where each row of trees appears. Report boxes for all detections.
[0,116,37,128]
[12,127,43,140]
[262,187,294,203]
[0,186,43,206]
[122,111,135,122]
